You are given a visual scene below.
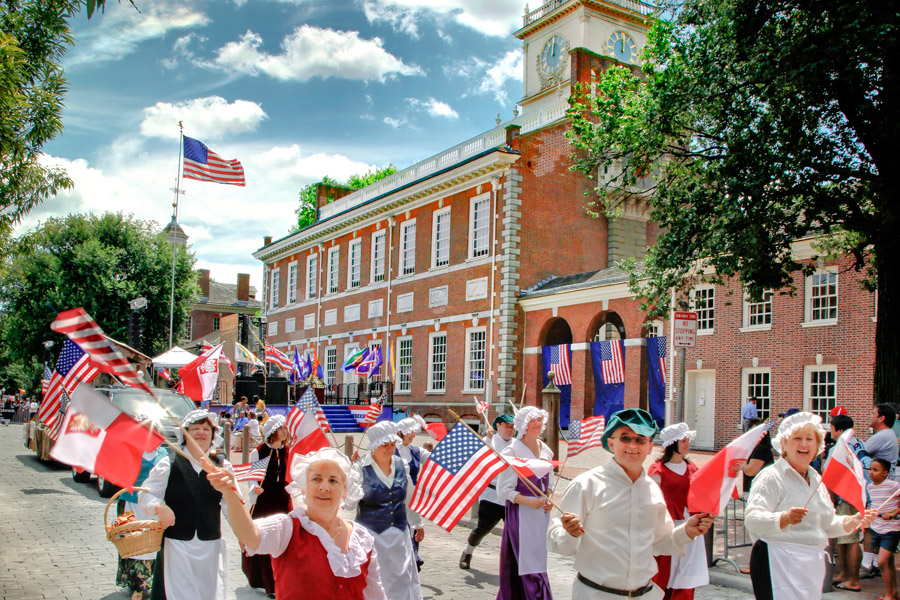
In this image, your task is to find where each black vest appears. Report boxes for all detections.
[253,444,290,517]
[163,450,223,541]
[356,457,408,534]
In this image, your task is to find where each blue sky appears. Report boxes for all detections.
[26,0,527,293]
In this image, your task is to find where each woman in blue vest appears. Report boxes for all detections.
[349,421,424,600]
[395,417,431,571]
[139,410,241,600]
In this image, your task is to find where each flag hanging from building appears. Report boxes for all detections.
[41,364,52,395]
[342,347,369,373]
[542,344,573,426]
[182,136,245,186]
[566,416,606,457]
[590,340,626,422]
[265,343,293,371]
[646,336,667,429]
[355,346,383,378]
[598,339,625,384]
[51,308,151,394]
[546,344,572,385]
[410,422,508,531]
[232,456,271,483]
[295,386,330,432]
[39,339,100,431]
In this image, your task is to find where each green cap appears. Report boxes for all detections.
[493,414,515,428]
[600,408,659,452]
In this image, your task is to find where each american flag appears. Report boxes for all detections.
[656,335,667,384]
[182,136,245,187]
[293,387,330,433]
[474,397,489,415]
[41,364,52,395]
[51,308,151,394]
[598,340,625,384]
[566,416,606,457]
[38,339,99,431]
[409,423,507,531]
[232,455,271,483]
[362,391,386,427]
[265,343,293,371]
[157,368,172,382]
[47,395,70,442]
[547,344,572,385]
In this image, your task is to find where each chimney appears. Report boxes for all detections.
[505,123,521,151]
[263,236,272,246]
[237,273,250,303]
[199,269,210,298]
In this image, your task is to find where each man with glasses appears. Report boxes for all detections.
[548,408,714,599]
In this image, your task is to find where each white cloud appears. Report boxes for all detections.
[161,33,207,70]
[384,116,405,128]
[211,26,422,82]
[479,49,523,103]
[362,0,524,37]
[407,97,458,119]
[67,1,209,66]
[140,97,268,141]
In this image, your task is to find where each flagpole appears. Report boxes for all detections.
[168,122,185,348]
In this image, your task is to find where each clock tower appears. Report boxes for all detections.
[515,0,653,112]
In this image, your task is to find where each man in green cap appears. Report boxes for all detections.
[548,408,714,599]
[459,413,516,569]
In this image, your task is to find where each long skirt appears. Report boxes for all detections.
[497,474,552,600]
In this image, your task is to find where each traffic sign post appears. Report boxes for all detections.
[672,312,697,422]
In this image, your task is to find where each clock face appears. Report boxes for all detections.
[539,34,568,76]
[607,31,638,64]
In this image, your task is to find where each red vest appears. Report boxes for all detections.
[272,518,372,600]
[648,460,698,520]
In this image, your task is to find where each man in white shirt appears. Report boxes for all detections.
[549,408,713,599]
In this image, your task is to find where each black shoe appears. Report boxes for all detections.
[459,551,472,570]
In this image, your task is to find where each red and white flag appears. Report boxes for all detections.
[474,397,489,415]
[687,423,771,515]
[505,456,563,479]
[202,341,234,373]
[822,429,867,513]
[414,414,447,441]
[178,343,224,403]
[50,384,164,489]
[285,407,330,482]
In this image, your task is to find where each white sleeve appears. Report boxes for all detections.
[138,455,171,513]
[496,446,519,504]
[363,544,387,600]
[220,460,244,521]
[344,463,365,511]
[403,458,424,529]
[548,473,589,556]
[245,514,294,558]
[744,469,786,538]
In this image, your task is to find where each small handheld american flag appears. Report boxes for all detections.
[566,416,606,457]
[232,456,271,483]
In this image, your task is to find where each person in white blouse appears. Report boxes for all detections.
[138,410,240,600]
[744,411,876,600]
[206,447,386,600]
[548,408,713,600]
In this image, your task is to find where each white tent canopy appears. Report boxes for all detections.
[151,346,198,369]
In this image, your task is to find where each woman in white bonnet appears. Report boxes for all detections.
[745,411,876,599]
[207,447,386,600]
[496,405,555,600]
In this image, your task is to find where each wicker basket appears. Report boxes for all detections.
[104,487,164,559]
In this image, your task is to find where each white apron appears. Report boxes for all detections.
[370,527,422,600]
[162,537,227,600]
[518,503,551,575]
[667,511,709,589]
[764,538,825,600]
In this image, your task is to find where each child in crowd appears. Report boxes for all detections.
[867,458,900,600]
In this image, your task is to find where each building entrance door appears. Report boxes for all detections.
[685,370,716,450]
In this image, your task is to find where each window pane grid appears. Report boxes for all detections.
[271,271,280,309]
[429,334,447,392]
[372,233,385,282]
[695,288,715,331]
[746,371,771,421]
[472,199,490,257]
[809,369,836,422]
[402,223,416,275]
[811,272,837,321]
[325,348,337,386]
[434,212,450,267]
[349,241,361,288]
[307,255,317,299]
[328,249,339,294]
[398,338,413,392]
[748,291,772,327]
[288,264,297,304]
[467,330,486,390]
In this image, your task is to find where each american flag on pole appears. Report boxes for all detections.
[599,340,625,384]
[51,308,152,394]
[294,386,330,433]
[38,339,99,432]
[362,391,386,427]
[232,455,271,483]
[182,136,245,187]
[41,364,52,395]
[655,335,667,384]
[566,416,606,457]
[156,368,172,382]
[410,423,508,531]
[47,395,70,441]
[265,343,293,371]
[547,344,572,385]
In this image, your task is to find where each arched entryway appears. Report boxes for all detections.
[537,317,574,426]
[585,311,629,421]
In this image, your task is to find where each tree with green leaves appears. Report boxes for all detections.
[293,165,398,231]
[567,0,897,402]
[0,212,196,394]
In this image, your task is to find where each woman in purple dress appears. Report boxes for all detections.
[496,406,554,600]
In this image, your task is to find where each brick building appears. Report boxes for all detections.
[252,0,877,446]
[187,269,261,349]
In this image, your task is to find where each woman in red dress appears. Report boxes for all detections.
[648,423,709,600]
[208,447,386,600]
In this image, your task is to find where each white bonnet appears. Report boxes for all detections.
[182,409,219,431]
[660,423,697,448]
[285,448,363,507]
[262,415,286,440]
[514,406,548,435]
[772,411,826,455]
[396,417,421,436]
[366,420,402,449]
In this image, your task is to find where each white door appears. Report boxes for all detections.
[685,370,716,449]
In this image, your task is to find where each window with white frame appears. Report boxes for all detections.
[397,337,413,392]
[325,347,337,386]
[692,286,715,331]
[287,262,298,304]
[270,268,280,310]
[646,320,664,337]
[469,194,491,258]
[348,239,361,289]
[432,208,451,268]
[428,332,447,392]
[465,327,487,391]
[744,290,773,328]
[807,270,838,322]
[400,220,416,275]
[742,368,771,421]
[327,247,340,294]
[306,253,318,299]
[806,366,836,422]
[371,231,386,283]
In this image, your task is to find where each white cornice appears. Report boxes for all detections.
[519,280,634,312]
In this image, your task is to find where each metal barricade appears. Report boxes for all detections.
[711,495,753,572]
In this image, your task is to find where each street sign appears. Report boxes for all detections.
[673,311,697,347]
[129,297,148,310]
